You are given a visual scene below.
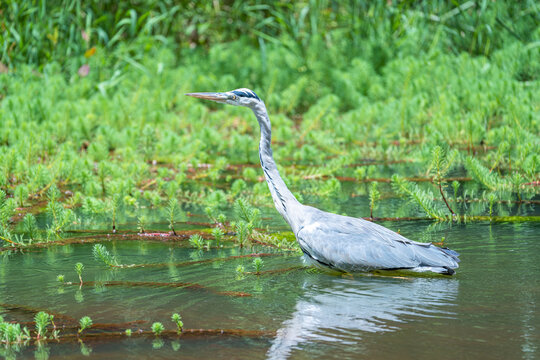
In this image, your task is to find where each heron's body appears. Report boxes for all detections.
[187,88,460,275]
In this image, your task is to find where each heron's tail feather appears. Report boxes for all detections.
[440,247,460,262]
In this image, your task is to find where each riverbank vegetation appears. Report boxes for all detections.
[0,1,538,245]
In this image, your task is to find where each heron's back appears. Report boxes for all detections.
[294,206,459,274]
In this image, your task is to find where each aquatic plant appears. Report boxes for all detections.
[369,182,380,219]
[125,329,132,336]
[253,257,263,275]
[428,145,458,216]
[92,244,119,267]
[34,312,51,340]
[78,316,93,335]
[56,274,65,283]
[211,227,224,247]
[14,185,28,208]
[137,214,148,234]
[75,262,84,286]
[151,322,164,336]
[392,175,446,221]
[22,214,39,243]
[0,316,31,346]
[233,221,253,247]
[166,198,181,235]
[234,198,261,228]
[189,234,205,250]
[236,265,245,274]
[171,313,183,334]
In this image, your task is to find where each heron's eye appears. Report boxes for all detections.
[232,95,237,100]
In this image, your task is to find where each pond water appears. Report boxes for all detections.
[1,218,538,360]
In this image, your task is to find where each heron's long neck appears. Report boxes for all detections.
[252,102,300,226]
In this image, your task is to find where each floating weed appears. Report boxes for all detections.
[125,329,132,336]
[233,221,253,247]
[92,244,119,267]
[22,213,39,243]
[56,274,65,283]
[166,198,181,235]
[392,175,447,221]
[236,264,245,275]
[429,145,458,217]
[252,257,263,275]
[75,262,84,286]
[34,312,51,340]
[171,313,183,334]
[151,322,164,336]
[234,198,261,227]
[137,214,148,234]
[369,182,380,219]
[211,227,224,247]
[188,234,205,250]
[78,316,93,335]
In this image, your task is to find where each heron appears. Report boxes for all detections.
[186,88,460,275]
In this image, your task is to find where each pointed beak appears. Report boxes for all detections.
[185,92,228,103]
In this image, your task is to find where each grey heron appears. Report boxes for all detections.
[186,88,460,275]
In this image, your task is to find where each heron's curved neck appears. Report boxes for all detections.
[251,102,300,226]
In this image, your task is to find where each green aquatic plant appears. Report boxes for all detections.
[211,227,224,247]
[236,264,245,275]
[452,181,460,202]
[14,184,28,208]
[75,262,84,286]
[429,145,458,216]
[34,312,51,340]
[233,221,253,247]
[392,175,446,221]
[151,322,164,336]
[56,274,65,283]
[464,157,502,192]
[92,244,119,267]
[137,214,147,234]
[108,193,122,233]
[166,198,181,235]
[488,193,497,220]
[234,198,261,228]
[369,182,380,219]
[188,234,204,250]
[205,205,227,225]
[22,213,39,242]
[78,316,93,335]
[253,257,263,275]
[125,329,132,336]
[171,313,183,334]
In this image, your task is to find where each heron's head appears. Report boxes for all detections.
[185,88,261,108]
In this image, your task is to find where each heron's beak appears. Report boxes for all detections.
[185,92,228,103]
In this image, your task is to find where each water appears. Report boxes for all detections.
[1,221,539,359]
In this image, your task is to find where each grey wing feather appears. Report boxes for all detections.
[296,206,459,272]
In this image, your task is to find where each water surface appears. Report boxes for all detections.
[1,221,538,359]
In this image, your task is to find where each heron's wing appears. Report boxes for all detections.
[296,207,459,271]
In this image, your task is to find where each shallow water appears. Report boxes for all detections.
[1,219,539,359]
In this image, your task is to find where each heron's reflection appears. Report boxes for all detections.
[267,275,459,359]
